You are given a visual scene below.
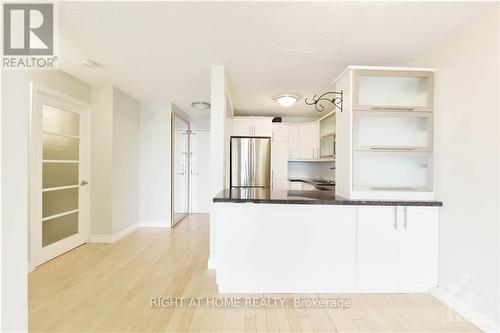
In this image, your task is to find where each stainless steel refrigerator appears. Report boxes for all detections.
[230,137,271,188]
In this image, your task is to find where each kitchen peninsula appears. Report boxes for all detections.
[212,188,442,293]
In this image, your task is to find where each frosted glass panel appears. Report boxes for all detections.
[173,115,189,224]
[357,115,429,148]
[42,104,80,136]
[43,163,79,188]
[43,188,78,218]
[354,153,430,190]
[43,134,79,160]
[359,76,429,108]
[42,212,78,247]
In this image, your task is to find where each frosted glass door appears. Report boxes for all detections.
[354,112,432,151]
[32,88,89,266]
[354,70,433,111]
[172,113,190,226]
[42,105,81,247]
[353,152,432,191]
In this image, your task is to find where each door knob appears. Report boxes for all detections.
[80,180,88,186]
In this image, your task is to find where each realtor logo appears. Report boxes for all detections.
[2,3,57,69]
[3,3,53,55]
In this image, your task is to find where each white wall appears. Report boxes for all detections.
[189,114,210,130]
[410,9,500,331]
[209,65,233,268]
[1,71,30,332]
[112,88,140,233]
[90,84,114,235]
[139,102,172,227]
[90,85,141,236]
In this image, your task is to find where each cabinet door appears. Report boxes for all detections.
[232,118,252,136]
[354,111,432,151]
[353,151,432,192]
[299,123,319,159]
[288,125,300,159]
[288,181,303,190]
[357,206,399,289]
[271,141,288,180]
[398,207,438,290]
[272,123,289,142]
[272,179,289,190]
[353,70,433,111]
[252,118,272,137]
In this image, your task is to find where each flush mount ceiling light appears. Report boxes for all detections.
[191,101,211,111]
[81,59,103,68]
[274,94,300,107]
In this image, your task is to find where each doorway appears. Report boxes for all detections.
[171,112,190,226]
[30,85,90,266]
[190,129,210,213]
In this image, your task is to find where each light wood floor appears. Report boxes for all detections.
[29,214,480,332]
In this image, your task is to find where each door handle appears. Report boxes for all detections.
[404,207,408,229]
[394,207,398,230]
[80,180,88,186]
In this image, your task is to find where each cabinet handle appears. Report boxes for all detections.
[404,207,408,229]
[394,207,398,230]
[370,107,415,111]
[369,147,417,151]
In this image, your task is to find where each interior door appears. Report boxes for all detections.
[31,87,90,266]
[172,113,190,226]
[190,130,210,213]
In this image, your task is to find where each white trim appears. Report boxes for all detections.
[430,287,499,333]
[207,258,216,269]
[42,185,79,192]
[90,223,139,243]
[28,261,35,274]
[42,209,79,222]
[332,65,436,84]
[139,221,171,228]
[31,83,91,109]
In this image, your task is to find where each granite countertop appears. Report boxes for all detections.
[213,188,443,207]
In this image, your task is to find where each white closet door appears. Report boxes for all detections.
[190,130,211,213]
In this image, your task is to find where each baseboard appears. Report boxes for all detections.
[140,220,171,228]
[430,287,499,333]
[90,223,139,243]
[207,258,216,269]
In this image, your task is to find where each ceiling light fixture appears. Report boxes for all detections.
[191,101,211,111]
[81,59,102,68]
[274,94,300,107]
[305,91,344,113]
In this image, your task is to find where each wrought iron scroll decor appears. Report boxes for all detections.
[305,91,343,113]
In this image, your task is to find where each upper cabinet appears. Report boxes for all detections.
[289,122,319,159]
[353,111,432,151]
[353,70,433,111]
[334,66,435,200]
[272,123,289,142]
[232,117,272,137]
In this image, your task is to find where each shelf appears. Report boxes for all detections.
[288,158,335,162]
[321,132,335,138]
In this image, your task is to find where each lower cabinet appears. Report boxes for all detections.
[357,206,438,292]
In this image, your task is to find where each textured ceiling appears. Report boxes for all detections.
[58,1,493,116]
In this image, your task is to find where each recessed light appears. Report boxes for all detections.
[274,94,300,107]
[191,101,211,111]
[81,59,102,68]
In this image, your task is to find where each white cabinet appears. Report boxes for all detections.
[398,207,439,289]
[272,123,289,142]
[288,122,319,159]
[271,141,288,186]
[357,206,399,289]
[354,111,432,151]
[232,117,272,137]
[353,152,432,192]
[353,70,433,111]
[357,206,439,291]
